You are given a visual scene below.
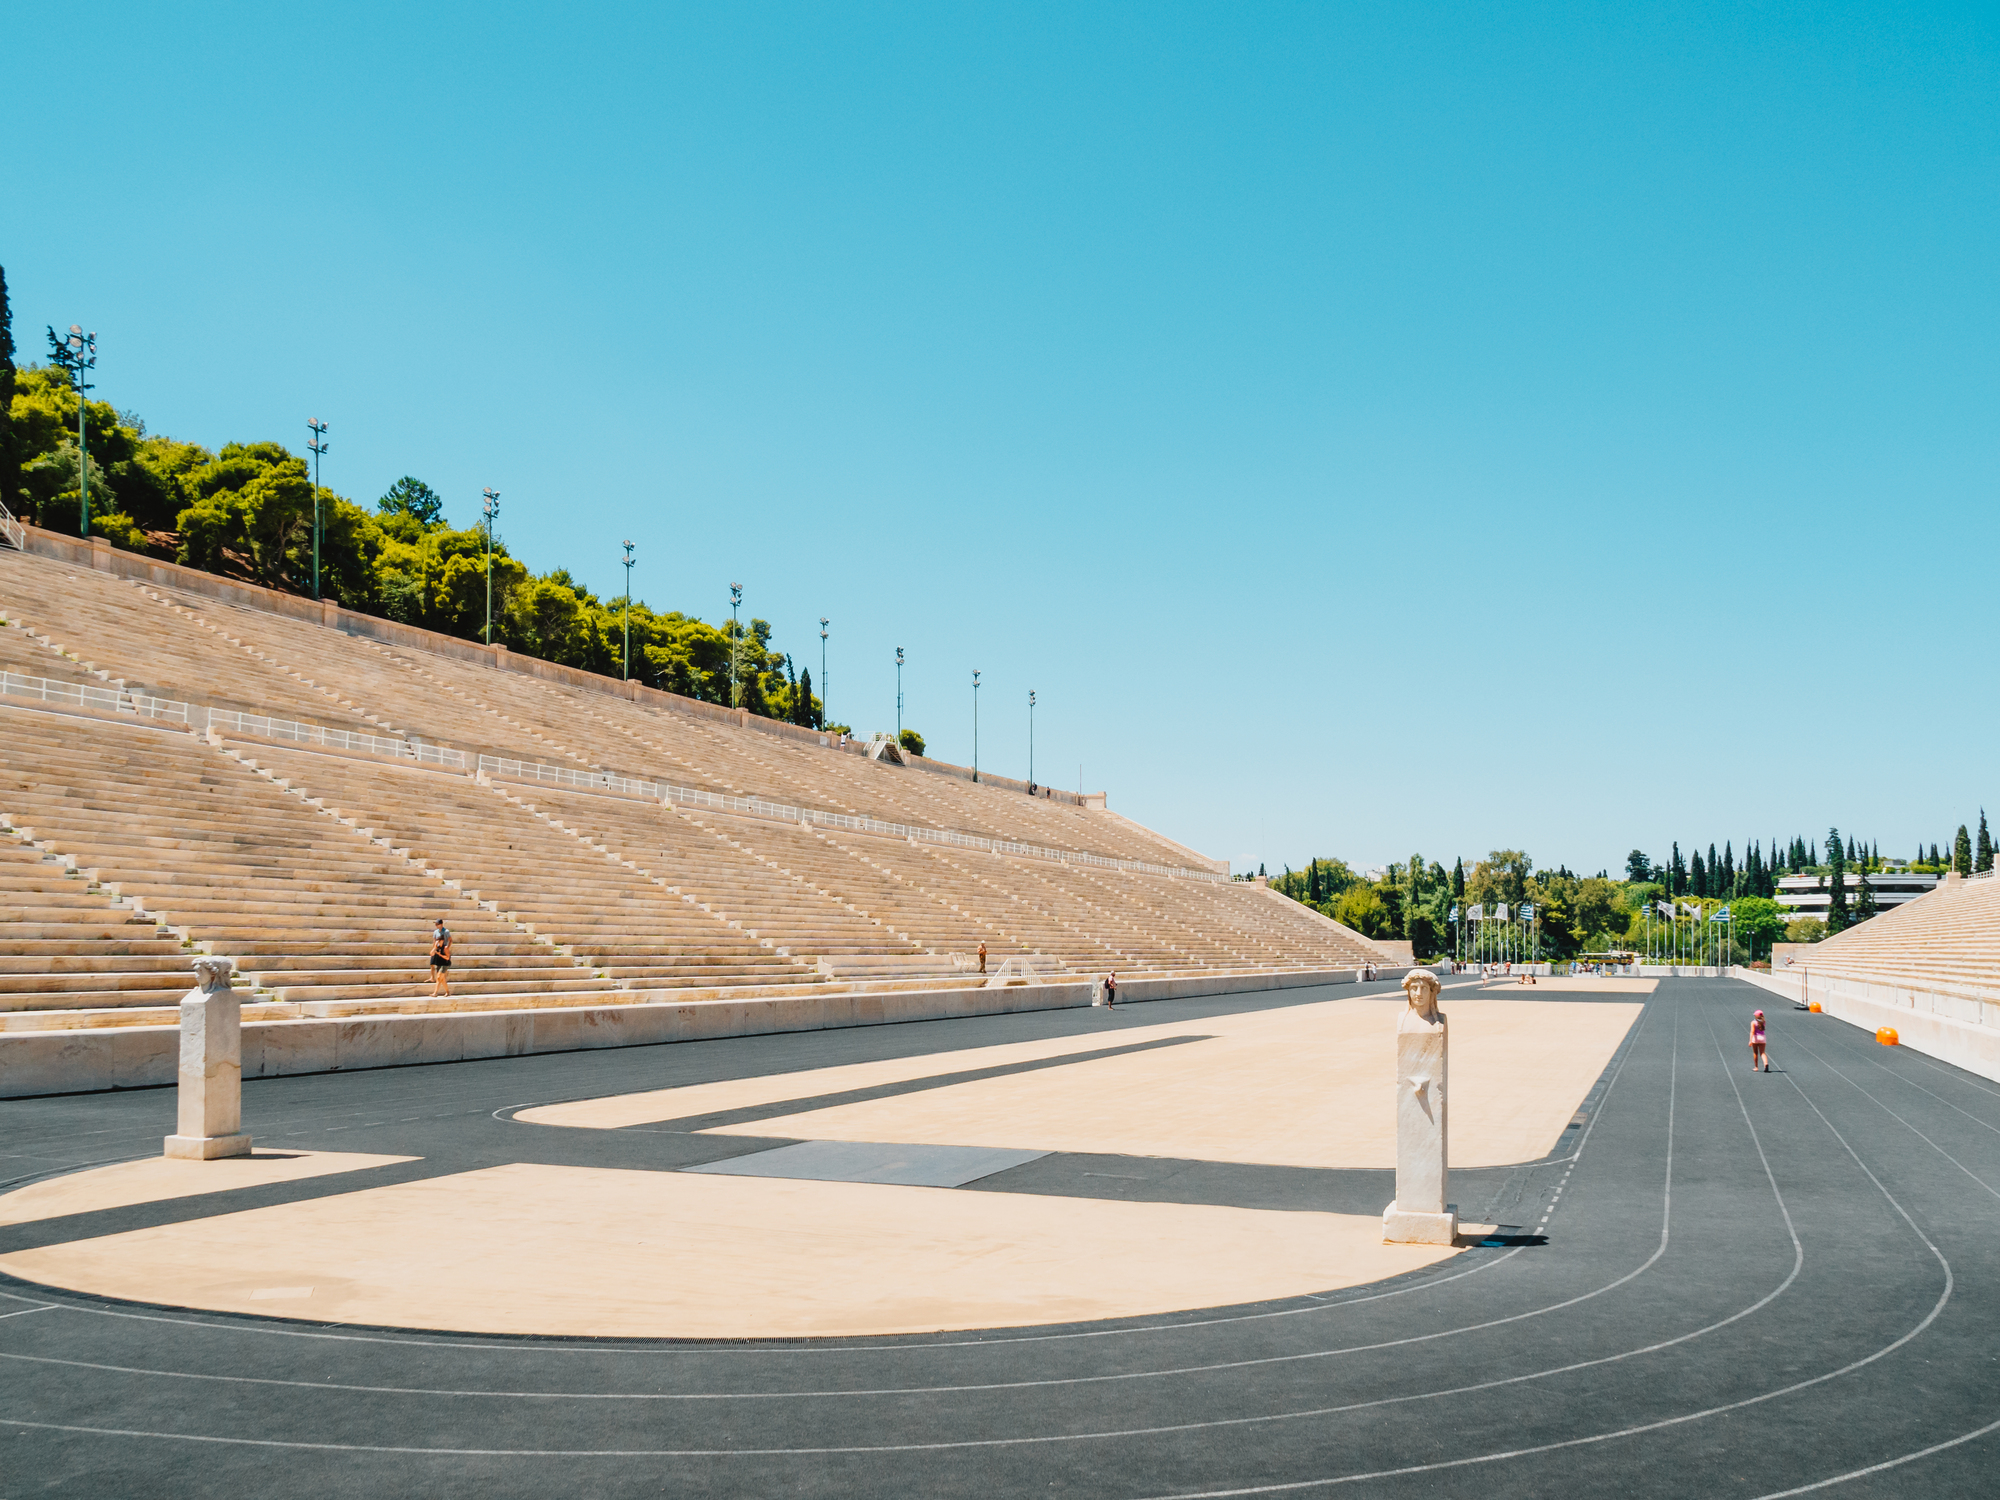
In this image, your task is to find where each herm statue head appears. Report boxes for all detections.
[1403,967,1441,1021]
[190,957,235,994]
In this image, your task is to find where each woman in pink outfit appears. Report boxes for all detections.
[1750,1010,1769,1073]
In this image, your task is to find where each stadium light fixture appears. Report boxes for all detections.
[729,583,743,708]
[622,541,635,680]
[480,489,501,644]
[1028,689,1036,791]
[895,647,904,744]
[972,669,980,783]
[46,325,97,538]
[818,617,829,731]
[306,419,329,600]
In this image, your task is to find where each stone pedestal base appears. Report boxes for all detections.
[164,1132,252,1160]
[1382,1201,1458,1245]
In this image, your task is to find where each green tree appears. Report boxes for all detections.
[1854,868,1878,924]
[899,728,926,757]
[1825,827,1849,934]
[1451,857,1465,899]
[1332,883,1390,938]
[378,476,444,529]
[1731,896,1786,962]
[1625,849,1652,882]
[0,264,16,518]
[1978,810,1993,875]
[1954,824,1973,877]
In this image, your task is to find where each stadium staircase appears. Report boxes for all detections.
[0,546,1391,1049]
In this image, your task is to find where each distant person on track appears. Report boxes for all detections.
[1750,1010,1770,1072]
[429,918,453,997]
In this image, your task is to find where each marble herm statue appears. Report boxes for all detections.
[163,958,253,1160]
[1382,968,1456,1244]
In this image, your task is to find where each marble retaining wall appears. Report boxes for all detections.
[0,965,1408,1098]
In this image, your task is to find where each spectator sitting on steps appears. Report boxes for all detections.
[978,942,987,974]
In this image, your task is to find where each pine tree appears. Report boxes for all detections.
[1955,824,1973,877]
[1978,811,1993,874]
[1826,827,1849,934]
[0,263,15,517]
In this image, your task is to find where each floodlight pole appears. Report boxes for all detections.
[46,326,97,538]
[1028,689,1036,789]
[480,489,501,644]
[729,583,743,708]
[621,541,635,680]
[971,670,980,782]
[818,618,829,731]
[895,648,904,743]
[306,419,329,599]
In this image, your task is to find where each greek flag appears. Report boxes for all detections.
[1519,903,1535,921]
[1449,906,1460,924]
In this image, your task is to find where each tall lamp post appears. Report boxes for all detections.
[621,540,635,680]
[306,419,329,599]
[729,583,743,708]
[895,647,904,743]
[971,669,981,782]
[1028,689,1036,791]
[46,326,97,538]
[818,617,829,731]
[480,488,501,644]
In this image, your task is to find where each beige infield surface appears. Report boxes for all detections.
[0,1163,1476,1337]
[0,1150,413,1225]
[0,994,1632,1337]
[525,996,1643,1171]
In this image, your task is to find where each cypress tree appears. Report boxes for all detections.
[794,665,814,726]
[1978,811,1993,874]
[1708,843,1721,896]
[1855,866,1878,923]
[1670,842,1685,895]
[1723,841,1735,896]
[1955,824,1973,877]
[0,264,15,517]
[1691,849,1708,898]
[1826,828,1849,934]
[1452,858,1465,899]
[1308,861,1322,905]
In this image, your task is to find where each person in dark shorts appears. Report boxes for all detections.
[1104,970,1117,1009]
[429,918,453,996]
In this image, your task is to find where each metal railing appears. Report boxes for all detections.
[0,498,23,551]
[201,709,466,767]
[477,753,1226,882]
[0,670,467,768]
[0,670,191,724]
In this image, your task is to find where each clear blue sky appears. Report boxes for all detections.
[6,3,1995,876]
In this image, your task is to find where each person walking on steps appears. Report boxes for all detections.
[429,918,453,997]
[1104,971,1117,1009]
[1750,1009,1770,1072]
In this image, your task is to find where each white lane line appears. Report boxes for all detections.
[1750,1414,2000,1496]
[0,1305,55,1321]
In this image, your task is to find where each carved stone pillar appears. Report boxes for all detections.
[1383,968,1456,1243]
[163,958,253,1160]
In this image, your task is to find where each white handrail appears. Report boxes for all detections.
[0,670,191,724]
[0,669,467,768]
[476,753,1226,881]
[0,498,23,551]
